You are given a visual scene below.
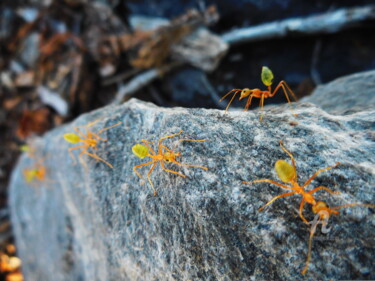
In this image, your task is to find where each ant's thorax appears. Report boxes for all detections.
[82,138,97,147]
[163,151,181,162]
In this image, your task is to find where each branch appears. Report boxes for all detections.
[111,63,181,105]
[222,5,375,45]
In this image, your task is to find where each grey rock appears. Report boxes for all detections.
[302,70,375,114]
[10,98,375,280]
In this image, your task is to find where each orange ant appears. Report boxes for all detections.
[23,162,46,183]
[219,66,298,121]
[132,130,208,196]
[243,141,340,224]
[23,156,47,183]
[302,200,375,275]
[63,119,122,169]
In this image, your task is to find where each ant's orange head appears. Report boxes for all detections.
[132,144,149,159]
[164,152,180,162]
[261,66,274,86]
[312,201,332,219]
[312,201,328,213]
[275,160,296,183]
[239,88,252,100]
[64,133,80,144]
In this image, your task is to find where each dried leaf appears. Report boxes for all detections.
[101,5,219,70]
[16,107,52,139]
[14,71,35,87]
[3,97,23,110]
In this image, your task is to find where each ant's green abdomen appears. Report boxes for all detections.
[275,160,296,183]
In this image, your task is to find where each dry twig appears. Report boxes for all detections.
[111,63,181,105]
[222,5,375,45]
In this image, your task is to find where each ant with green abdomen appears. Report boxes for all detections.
[220,66,298,121]
[243,140,340,224]
[23,161,46,183]
[132,130,208,196]
[63,119,122,169]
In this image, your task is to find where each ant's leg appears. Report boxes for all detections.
[160,161,186,178]
[147,162,158,196]
[280,83,298,117]
[76,146,90,171]
[224,90,241,112]
[74,127,88,139]
[143,140,154,145]
[308,186,339,195]
[272,82,293,104]
[73,119,102,139]
[177,138,206,144]
[258,191,296,212]
[281,81,298,101]
[301,226,316,275]
[219,89,241,102]
[90,122,122,141]
[68,145,86,164]
[279,140,297,172]
[97,121,122,134]
[133,161,154,183]
[84,120,103,137]
[160,144,182,155]
[299,200,309,224]
[259,94,265,121]
[141,139,156,155]
[82,151,113,168]
[332,203,375,211]
[158,130,184,153]
[271,81,298,116]
[161,145,172,151]
[302,162,340,188]
[172,160,208,171]
[85,119,102,128]
[219,89,241,111]
[158,130,183,142]
[90,132,107,141]
[244,95,254,111]
[243,179,293,190]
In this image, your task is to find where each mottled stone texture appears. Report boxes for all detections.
[10,77,375,280]
[302,70,375,114]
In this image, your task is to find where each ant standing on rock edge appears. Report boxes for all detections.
[220,66,298,121]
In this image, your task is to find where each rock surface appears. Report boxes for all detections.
[302,70,375,114]
[10,82,375,279]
